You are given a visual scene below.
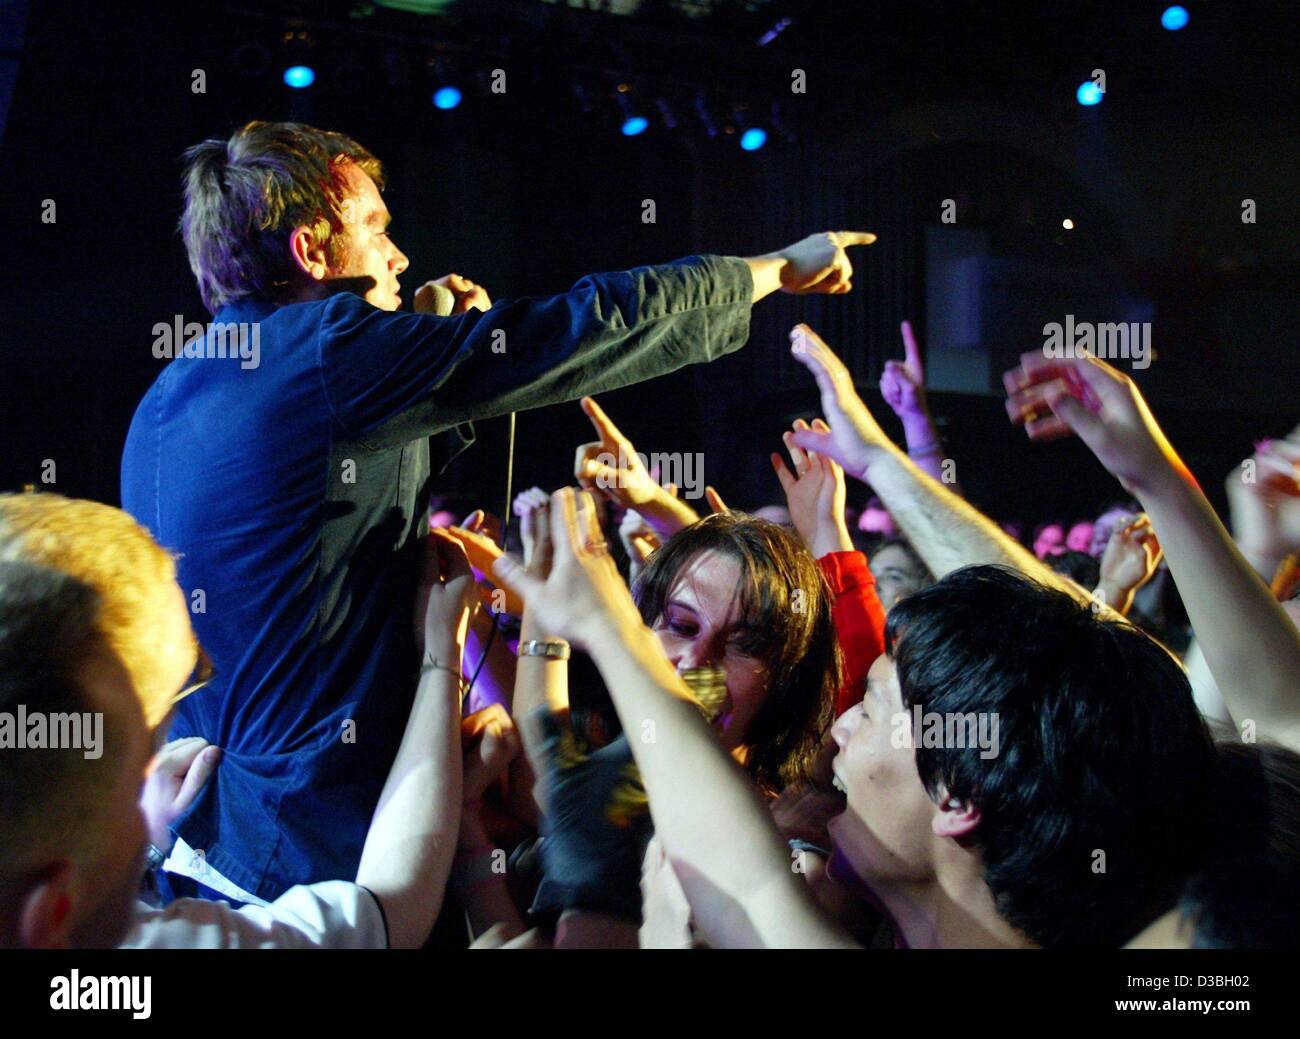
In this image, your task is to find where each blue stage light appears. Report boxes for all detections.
[1161,6,1189,31]
[740,127,767,151]
[433,86,462,110]
[1076,81,1103,106]
[621,115,648,136]
[283,65,315,89]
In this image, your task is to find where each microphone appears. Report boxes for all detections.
[413,281,456,316]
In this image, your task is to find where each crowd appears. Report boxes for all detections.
[2,121,1297,949]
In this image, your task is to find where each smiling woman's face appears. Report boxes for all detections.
[650,549,769,750]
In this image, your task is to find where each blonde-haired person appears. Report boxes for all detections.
[0,494,511,948]
[0,493,194,730]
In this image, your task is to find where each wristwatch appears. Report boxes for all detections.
[517,639,571,661]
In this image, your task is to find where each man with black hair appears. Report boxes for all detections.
[827,565,1215,948]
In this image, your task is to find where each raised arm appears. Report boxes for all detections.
[354,534,475,948]
[492,489,854,949]
[785,324,1092,606]
[1003,349,1300,751]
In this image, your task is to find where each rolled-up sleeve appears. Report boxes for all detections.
[318,255,754,449]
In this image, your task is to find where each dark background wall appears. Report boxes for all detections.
[1,0,1296,533]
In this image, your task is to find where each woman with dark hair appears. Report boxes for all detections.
[509,503,844,947]
[631,511,842,946]
[632,511,839,795]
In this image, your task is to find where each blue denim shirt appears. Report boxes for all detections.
[121,255,753,899]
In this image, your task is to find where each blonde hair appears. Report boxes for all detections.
[0,494,182,727]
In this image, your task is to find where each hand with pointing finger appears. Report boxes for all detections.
[573,396,700,537]
[881,321,955,487]
[880,320,928,420]
[744,231,877,302]
[776,232,876,295]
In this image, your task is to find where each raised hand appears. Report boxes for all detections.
[786,324,895,481]
[880,320,928,420]
[772,419,852,558]
[513,487,555,579]
[1225,430,1300,580]
[573,396,660,507]
[704,486,728,514]
[574,397,700,536]
[492,488,645,652]
[415,532,479,654]
[140,737,222,849]
[1097,514,1162,613]
[618,508,661,581]
[1002,350,1184,496]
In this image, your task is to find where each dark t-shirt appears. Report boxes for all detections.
[121,255,753,899]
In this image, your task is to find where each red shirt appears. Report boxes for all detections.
[817,551,887,719]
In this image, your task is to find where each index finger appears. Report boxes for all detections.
[580,396,628,450]
[834,231,878,247]
[900,320,921,371]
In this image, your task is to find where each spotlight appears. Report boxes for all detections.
[740,127,767,151]
[283,65,315,88]
[615,89,648,136]
[1161,6,1189,31]
[1076,81,1102,106]
[433,86,462,109]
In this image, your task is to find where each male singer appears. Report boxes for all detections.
[121,120,874,902]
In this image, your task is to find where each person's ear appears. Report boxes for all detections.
[931,791,981,840]
[288,225,331,281]
[17,861,76,949]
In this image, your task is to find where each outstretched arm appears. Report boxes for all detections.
[325,232,875,450]
[1004,349,1300,751]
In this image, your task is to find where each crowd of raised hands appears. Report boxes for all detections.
[145,318,1300,950]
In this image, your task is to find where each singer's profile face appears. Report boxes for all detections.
[330,160,410,311]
